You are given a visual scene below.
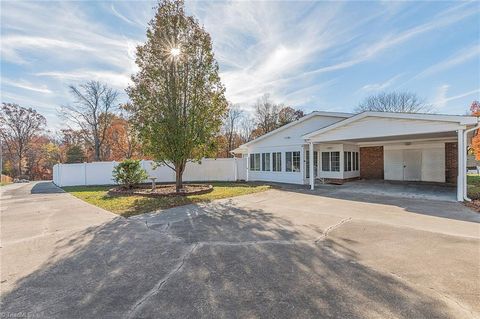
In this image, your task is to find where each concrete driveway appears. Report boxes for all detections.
[1,182,479,318]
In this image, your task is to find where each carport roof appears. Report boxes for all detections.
[303,112,478,141]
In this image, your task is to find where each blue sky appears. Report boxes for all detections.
[1,1,479,129]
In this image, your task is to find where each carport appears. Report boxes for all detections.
[303,112,479,201]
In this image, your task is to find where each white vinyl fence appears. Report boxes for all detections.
[53,158,247,187]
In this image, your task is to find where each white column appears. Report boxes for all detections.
[309,142,314,190]
[246,153,249,182]
[457,129,464,201]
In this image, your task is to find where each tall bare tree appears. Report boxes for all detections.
[60,81,118,161]
[0,103,46,176]
[239,114,255,142]
[356,91,431,113]
[222,104,243,156]
[254,94,280,134]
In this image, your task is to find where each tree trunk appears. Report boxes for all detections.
[175,162,185,192]
[18,153,23,177]
[94,138,101,161]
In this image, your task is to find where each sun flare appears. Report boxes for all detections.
[170,47,181,57]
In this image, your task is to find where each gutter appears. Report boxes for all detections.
[463,121,480,201]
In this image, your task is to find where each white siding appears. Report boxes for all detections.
[250,115,346,148]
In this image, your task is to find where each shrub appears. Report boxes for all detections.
[112,159,148,189]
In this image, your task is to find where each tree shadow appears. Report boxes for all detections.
[1,201,462,318]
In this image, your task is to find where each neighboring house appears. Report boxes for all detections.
[467,154,480,173]
[233,111,479,201]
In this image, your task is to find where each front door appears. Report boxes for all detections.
[403,149,422,181]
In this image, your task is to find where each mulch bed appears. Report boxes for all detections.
[108,184,213,197]
[465,200,480,212]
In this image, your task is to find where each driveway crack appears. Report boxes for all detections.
[125,242,199,319]
[315,217,352,243]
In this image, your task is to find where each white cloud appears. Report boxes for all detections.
[2,78,52,94]
[416,45,480,79]
[299,2,477,79]
[35,70,131,90]
[434,84,450,109]
[1,0,478,125]
[432,86,479,111]
[1,1,141,73]
[361,74,403,92]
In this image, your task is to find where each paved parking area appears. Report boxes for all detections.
[1,182,479,318]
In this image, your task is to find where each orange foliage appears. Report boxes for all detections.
[470,101,480,160]
[102,115,142,161]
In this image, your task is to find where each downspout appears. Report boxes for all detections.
[463,122,480,201]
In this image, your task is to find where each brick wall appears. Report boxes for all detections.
[360,146,384,179]
[445,142,457,184]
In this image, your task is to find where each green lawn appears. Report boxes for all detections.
[467,174,480,200]
[63,182,271,218]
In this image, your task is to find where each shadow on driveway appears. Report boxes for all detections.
[0,200,462,318]
[30,181,65,194]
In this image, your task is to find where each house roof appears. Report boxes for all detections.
[232,111,353,153]
[302,111,478,140]
[232,111,478,154]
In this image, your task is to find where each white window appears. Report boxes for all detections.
[249,153,260,171]
[272,152,282,172]
[286,151,300,172]
[262,153,270,171]
[322,151,340,172]
[331,152,340,172]
[344,151,359,172]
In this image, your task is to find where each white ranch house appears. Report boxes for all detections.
[233,111,479,201]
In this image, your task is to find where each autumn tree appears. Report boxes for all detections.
[470,101,480,160]
[66,145,86,163]
[102,112,142,161]
[23,135,61,180]
[127,0,228,191]
[0,103,46,177]
[278,106,304,127]
[356,91,431,113]
[60,81,118,161]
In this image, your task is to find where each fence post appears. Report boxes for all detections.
[58,163,62,187]
[84,162,87,186]
[233,157,237,181]
[112,161,116,184]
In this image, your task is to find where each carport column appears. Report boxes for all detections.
[309,142,314,190]
[457,129,464,201]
